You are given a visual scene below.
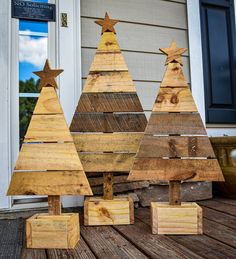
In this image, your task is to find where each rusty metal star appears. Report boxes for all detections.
[95,12,119,34]
[33,59,63,90]
[160,40,187,66]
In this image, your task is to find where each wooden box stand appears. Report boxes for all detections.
[151,181,203,235]
[84,173,134,226]
[26,196,80,249]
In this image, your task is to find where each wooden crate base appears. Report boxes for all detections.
[151,202,203,235]
[84,196,134,226]
[26,213,80,249]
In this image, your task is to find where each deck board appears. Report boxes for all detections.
[1,198,236,258]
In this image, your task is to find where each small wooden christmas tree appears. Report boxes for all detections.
[70,13,147,225]
[128,41,224,235]
[7,60,92,248]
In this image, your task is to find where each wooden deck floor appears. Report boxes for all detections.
[1,197,236,259]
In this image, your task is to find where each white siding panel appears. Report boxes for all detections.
[81,0,187,29]
[81,18,189,54]
[81,48,190,82]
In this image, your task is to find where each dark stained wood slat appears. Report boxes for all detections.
[137,135,215,158]
[70,113,147,132]
[80,225,147,258]
[114,217,203,259]
[135,208,236,259]
[198,199,236,217]
[145,113,207,135]
[214,197,236,206]
[76,93,143,112]
[0,219,24,259]
[21,249,47,259]
[129,158,223,181]
[202,206,236,230]
[47,236,96,259]
[203,218,236,249]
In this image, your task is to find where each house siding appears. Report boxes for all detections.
[81,0,189,117]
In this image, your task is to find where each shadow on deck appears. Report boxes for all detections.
[1,197,236,259]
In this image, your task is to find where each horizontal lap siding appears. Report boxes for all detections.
[81,0,188,113]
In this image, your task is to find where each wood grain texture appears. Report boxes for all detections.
[73,133,143,152]
[80,153,135,172]
[128,158,224,181]
[169,181,181,205]
[76,93,143,112]
[48,196,61,215]
[89,52,128,72]
[97,32,120,52]
[160,63,188,88]
[24,114,73,143]
[145,113,207,135]
[26,213,80,249]
[83,71,136,93]
[103,173,113,200]
[15,143,83,171]
[153,87,197,112]
[136,135,216,158]
[84,196,133,225]
[33,86,63,114]
[7,171,93,196]
[151,202,202,235]
[70,113,147,133]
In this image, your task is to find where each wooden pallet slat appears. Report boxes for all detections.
[83,71,136,93]
[7,171,92,196]
[15,143,83,171]
[137,135,216,158]
[76,93,143,112]
[73,132,143,152]
[97,32,120,52]
[70,113,147,133]
[153,87,197,112]
[24,114,72,143]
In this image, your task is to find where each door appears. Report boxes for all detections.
[200,0,236,124]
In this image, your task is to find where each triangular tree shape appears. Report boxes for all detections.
[8,60,92,200]
[70,13,147,201]
[128,41,224,198]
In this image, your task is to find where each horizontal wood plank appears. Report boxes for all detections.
[83,71,136,93]
[73,133,143,152]
[70,113,147,132]
[80,153,135,172]
[15,143,83,171]
[34,87,63,115]
[137,135,215,158]
[81,0,187,29]
[7,171,92,196]
[24,114,72,143]
[76,93,143,112]
[145,113,207,135]
[129,158,224,181]
[89,52,128,72]
[153,87,197,112]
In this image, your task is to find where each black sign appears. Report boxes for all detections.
[12,0,56,22]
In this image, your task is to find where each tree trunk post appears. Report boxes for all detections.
[103,172,113,200]
[48,195,61,215]
[169,180,181,205]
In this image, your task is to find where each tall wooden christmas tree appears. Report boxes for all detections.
[70,13,147,225]
[7,60,92,248]
[128,41,224,235]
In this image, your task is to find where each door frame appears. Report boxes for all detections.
[0,0,82,210]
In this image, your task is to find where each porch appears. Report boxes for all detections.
[1,197,236,259]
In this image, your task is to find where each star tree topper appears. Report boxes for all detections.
[95,12,119,34]
[34,59,63,90]
[160,40,187,66]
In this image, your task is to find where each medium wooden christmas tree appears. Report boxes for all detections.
[7,60,92,248]
[128,41,224,235]
[70,13,147,225]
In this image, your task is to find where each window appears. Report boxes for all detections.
[19,0,48,145]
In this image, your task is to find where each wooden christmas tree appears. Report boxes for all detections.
[128,41,224,235]
[70,13,147,225]
[7,60,92,248]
